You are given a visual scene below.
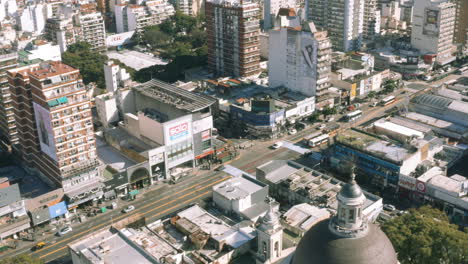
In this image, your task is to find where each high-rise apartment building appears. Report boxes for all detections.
[453,0,468,55]
[8,62,101,202]
[269,22,331,102]
[363,0,380,41]
[307,0,364,51]
[73,11,106,52]
[263,0,296,30]
[176,0,204,16]
[45,16,76,53]
[16,2,47,35]
[115,1,175,34]
[0,52,18,150]
[206,0,261,78]
[411,0,456,65]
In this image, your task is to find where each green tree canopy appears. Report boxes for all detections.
[143,26,171,49]
[62,42,108,88]
[1,254,44,264]
[382,206,468,264]
[383,79,398,94]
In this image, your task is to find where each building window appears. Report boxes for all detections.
[202,140,211,150]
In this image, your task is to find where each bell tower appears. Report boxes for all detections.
[256,198,283,264]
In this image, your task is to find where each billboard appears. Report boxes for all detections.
[164,116,192,145]
[48,201,67,218]
[201,130,211,141]
[398,174,416,191]
[106,31,135,47]
[423,9,439,36]
[33,103,57,161]
[416,180,426,193]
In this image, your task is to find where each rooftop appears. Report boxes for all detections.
[69,228,154,264]
[96,137,136,171]
[373,120,425,139]
[213,175,265,200]
[282,203,331,232]
[428,175,466,196]
[134,79,216,113]
[29,61,78,80]
[336,129,412,163]
[0,184,21,208]
[176,205,256,247]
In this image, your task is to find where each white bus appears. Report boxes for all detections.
[344,110,363,122]
[308,134,329,147]
[380,95,396,106]
[457,66,468,75]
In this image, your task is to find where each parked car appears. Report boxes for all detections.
[383,204,396,212]
[288,129,297,135]
[347,105,355,111]
[57,226,73,236]
[317,124,326,130]
[31,242,46,251]
[370,101,378,107]
[272,142,283,149]
[122,205,135,213]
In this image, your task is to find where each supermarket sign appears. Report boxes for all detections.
[169,122,189,141]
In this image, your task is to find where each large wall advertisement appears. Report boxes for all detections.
[164,116,192,145]
[106,31,135,47]
[423,9,439,36]
[33,103,57,161]
[192,116,213,134]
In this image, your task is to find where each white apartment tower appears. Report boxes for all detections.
[263,0,296,31]
[411,0,456,65]
[176,0,204,16]
[307,0,364,52]
[363,0,380,41]
[17,3,46,35]
[104,60,131,93]
[115,1,175,33]
[74,11,106,52]
[269,22,331,101]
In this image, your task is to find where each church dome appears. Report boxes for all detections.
[290,168,398,264]
[291,220,398,264]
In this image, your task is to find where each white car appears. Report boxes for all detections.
[370,102,378,107]
[272,142,283,149]
[57,226,72,236]
[288,129,297,135]
[383,204,396,212]
[122,205,135,213]
[318,124,326,130]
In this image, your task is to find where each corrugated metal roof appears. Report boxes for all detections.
[133,79,216,113]
[0,184,21,207]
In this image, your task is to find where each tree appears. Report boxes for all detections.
[382,206,468,264]
[308,111,320,122]
[62,42,108,88]
[383,79,398,94]
[1,254,44,264]
[143,26,170,49]
[367,91,377,99]
[321,106,337,117]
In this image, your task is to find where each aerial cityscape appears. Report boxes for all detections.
[0,0,467,263]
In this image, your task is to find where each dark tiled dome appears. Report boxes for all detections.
[340,180,363,199]
[291,220,398,264]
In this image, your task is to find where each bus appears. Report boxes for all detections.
[344,110,363,122]
[380,95,396,106]
[456,66,468,75]
[308,134,329,147]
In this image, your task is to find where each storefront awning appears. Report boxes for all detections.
[129,190,139,196]
[196,149,214,159]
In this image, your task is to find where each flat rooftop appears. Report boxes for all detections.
[134,79,216,112]
[107,50,167,70]
[374,120,424,138]
[213,175,264,200]
[403,112,468,135]
[69,228,154,264]
[429,175,466,195]
[29,61,78,80]
[177,205,256,246]
[336,129,412,163]
[96,137,136,171]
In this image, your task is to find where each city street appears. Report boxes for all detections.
[2,73,465,263]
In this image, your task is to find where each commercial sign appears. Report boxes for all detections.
[48,201,67,218]
[416,180,426,193]
[423,9,439,36]
[164,116,192,145]
[106,31,135,47]
[33,102,57,161]
[398,174,416,191]
[201,130,211,141]
[169,122,189,141]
